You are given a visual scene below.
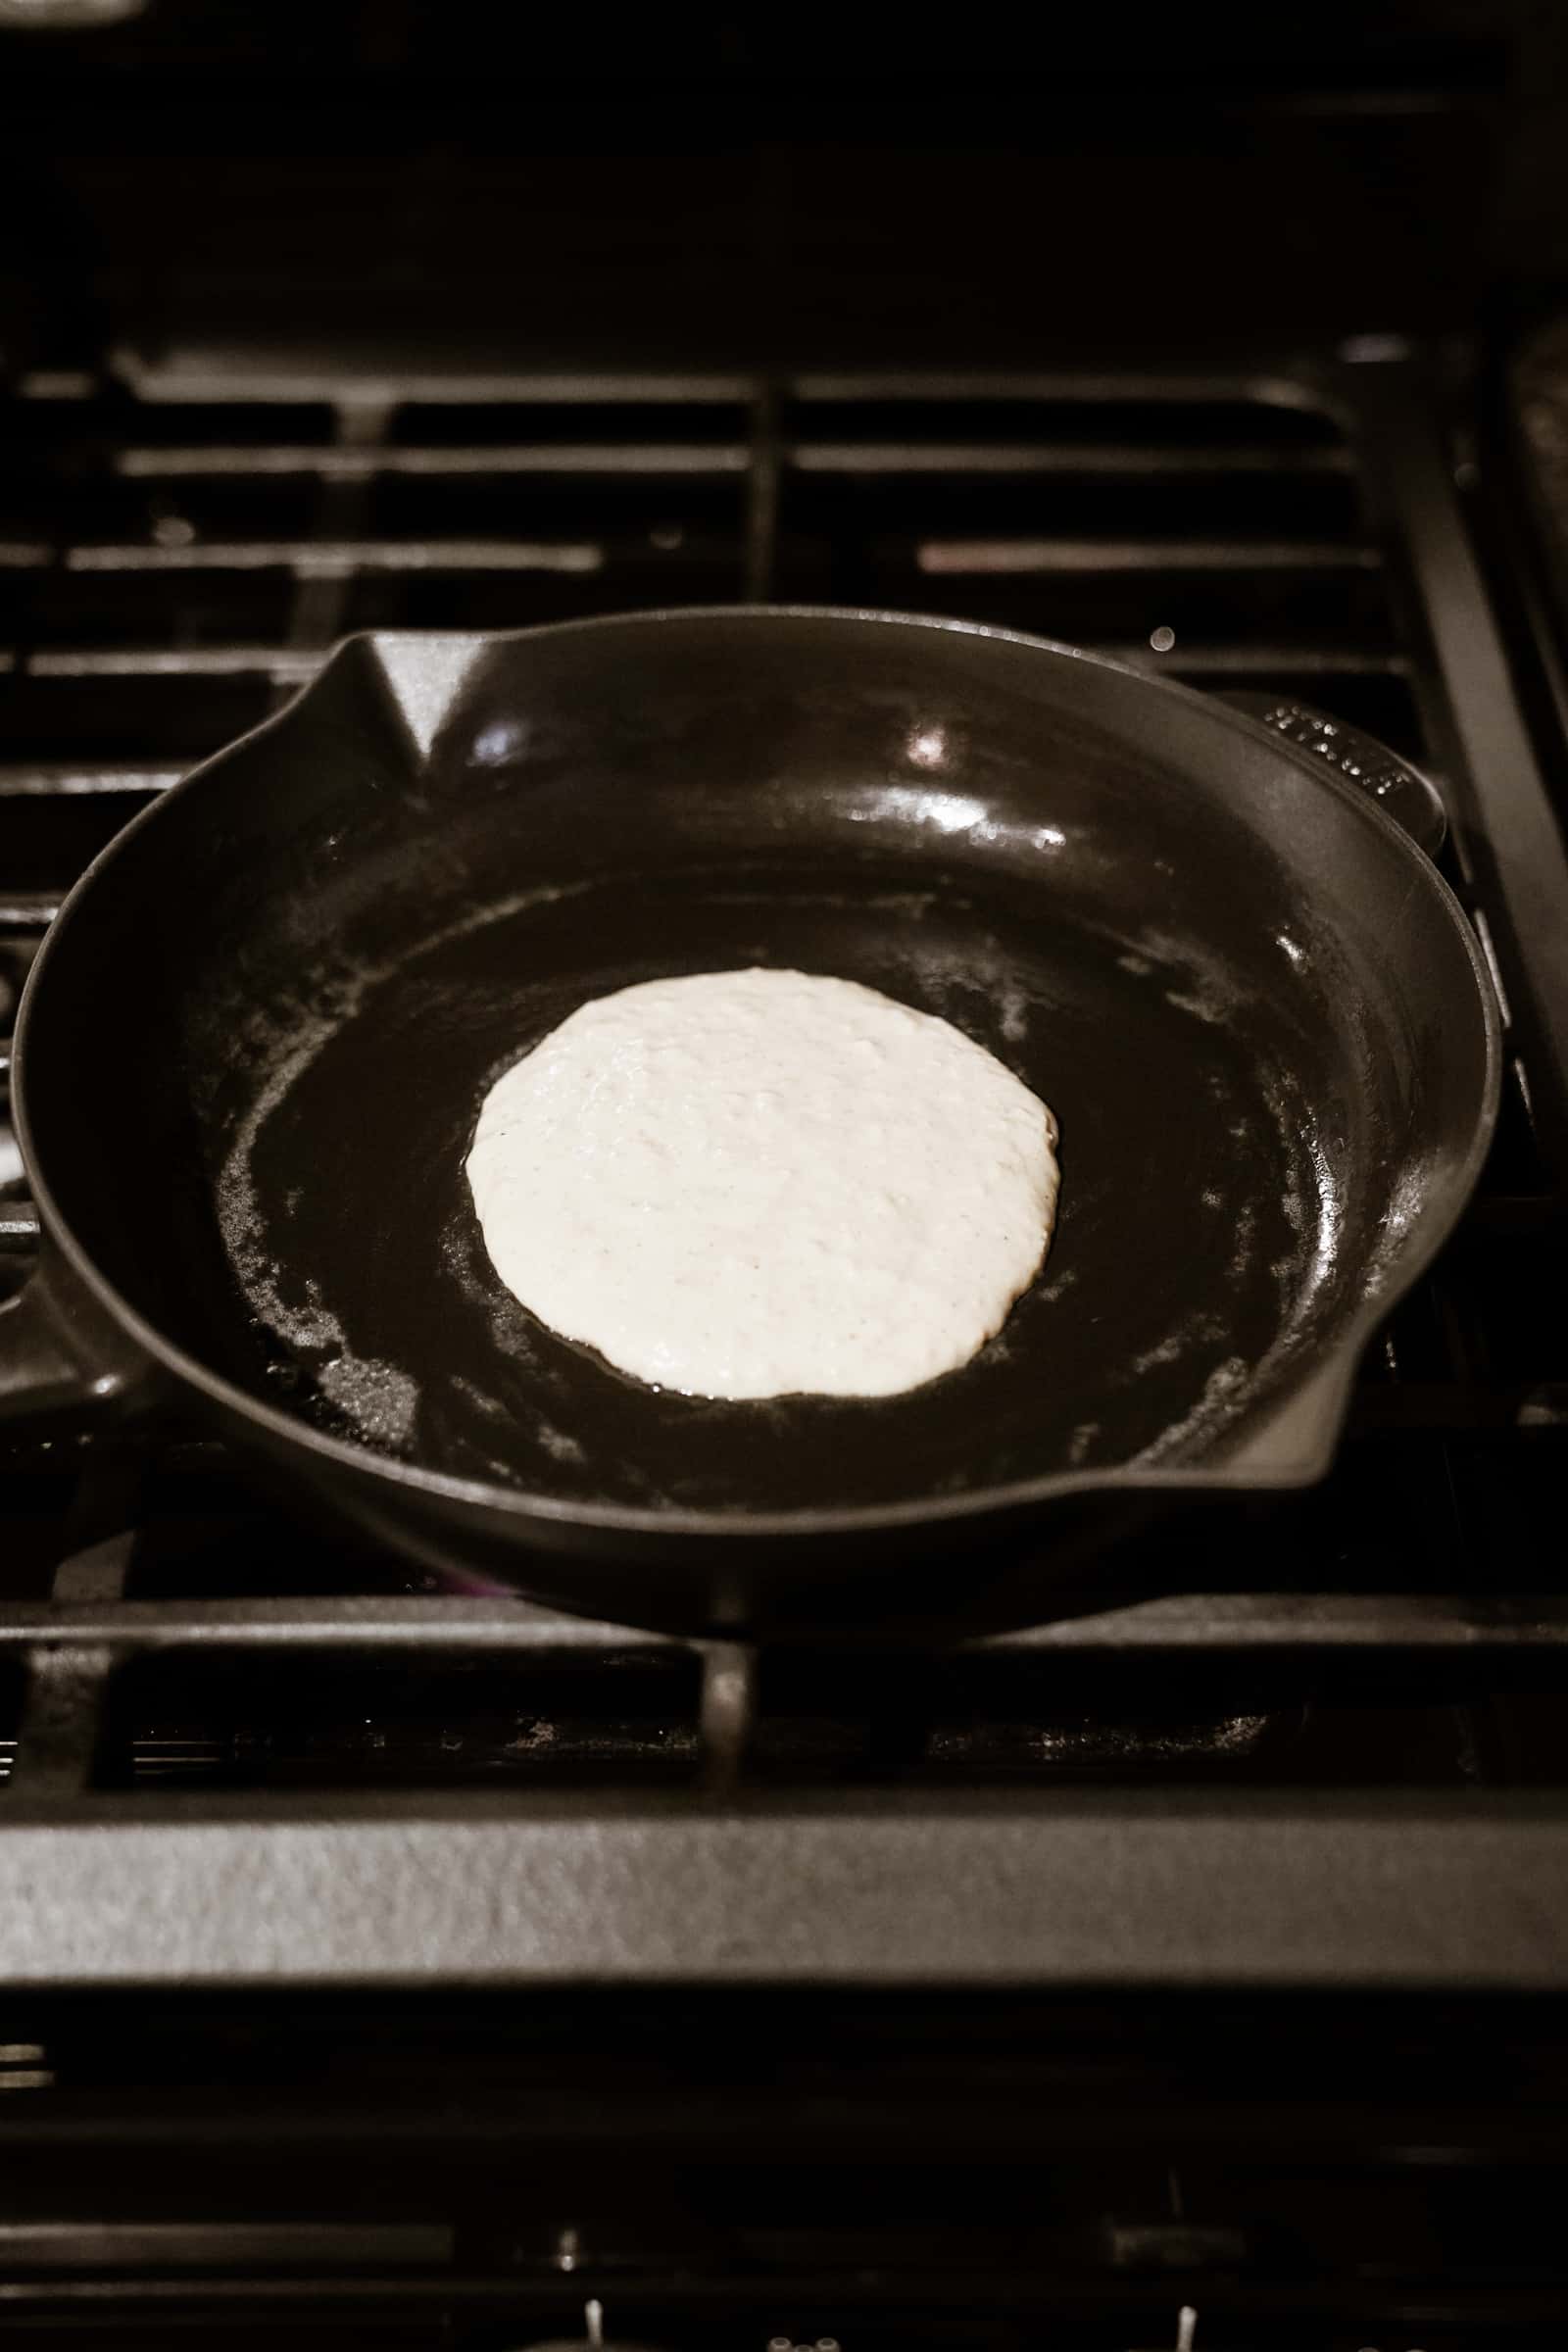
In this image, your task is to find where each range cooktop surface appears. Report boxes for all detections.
[1,343,1567,1995]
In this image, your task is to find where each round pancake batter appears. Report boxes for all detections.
[466,967,1059,1400]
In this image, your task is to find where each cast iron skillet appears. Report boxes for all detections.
[0,610,1498,1636]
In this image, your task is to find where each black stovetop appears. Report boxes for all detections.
[1,343,1567,2017]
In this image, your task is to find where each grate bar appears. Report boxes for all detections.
[117,444,749,478]
[790,369,1337,409]
[745,378,782,601]
[105,360,754,403]
[797,442,1350,476]
[9,1644,116,1799]
[1354,364,1568,1172]
[63,542,607,575]
[1113,646,1407,677]
[0,2223,453,2272]
[915,538,1378,574]
[1,1589,1566,1655]
[0,896,64,931]
[24,649,320,681]
[0,766,182,796]
[280,393,390,650]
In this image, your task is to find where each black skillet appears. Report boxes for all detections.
[0,610,1498,1636]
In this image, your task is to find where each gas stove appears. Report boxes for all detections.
[0,344,1566,2340]
[5,346,1568,1798]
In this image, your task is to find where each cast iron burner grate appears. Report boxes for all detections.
[0,350,1567,1995]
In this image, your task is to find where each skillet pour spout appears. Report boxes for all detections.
[0,611,1500,1638]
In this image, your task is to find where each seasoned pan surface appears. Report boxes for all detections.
[221,855,1311,1511]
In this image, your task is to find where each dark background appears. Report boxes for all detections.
[2,2,1567,375]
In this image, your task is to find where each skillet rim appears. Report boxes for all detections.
[10,605,1504,1537]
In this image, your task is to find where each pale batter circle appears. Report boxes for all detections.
[466,967,1059,1400]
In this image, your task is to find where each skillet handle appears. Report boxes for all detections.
[1216,690,1447,859]
[0,1251,154,1431]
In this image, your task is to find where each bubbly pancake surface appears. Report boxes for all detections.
[466,966,1060,1400]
